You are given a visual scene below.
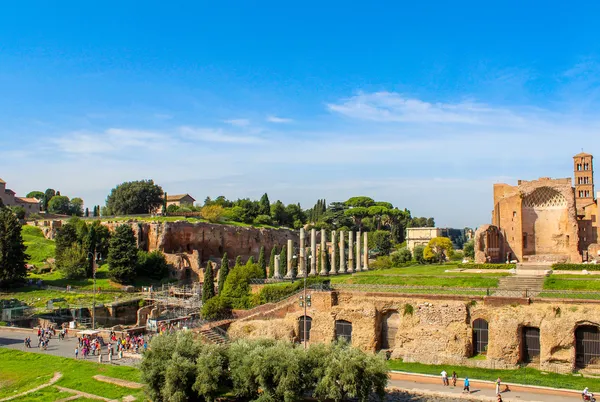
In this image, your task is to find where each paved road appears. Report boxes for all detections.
[0,328,138,366]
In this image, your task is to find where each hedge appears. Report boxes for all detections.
[551,263,600,271]
[457,263,516,270]
[259,277,327,304]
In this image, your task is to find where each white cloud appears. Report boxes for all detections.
[266,115,293,123]
[224,118,251,127]
[179,127,265,144]
[53,128,167,155]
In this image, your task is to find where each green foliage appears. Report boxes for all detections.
[370,230,393,255]
[21,225,55,267]
[258,246,267,278]
[220,263,262,309]
[258,277,326,304]
[201,205,225,223]
[451,250,465,261]
[0,208,28,286]
[218,252,229,293]
[201,296,232,320]
[70,197,84,216]
[403,303,414,316]
[425,237,454,263]
[137,250,169,279]
[279,245,287,275]
[457,263,516,269]
[369,256,393,270]
[413,245,426,264]
[107,224,138,283]
[345,196,375,208]
[55,223,79,272]
[258,193,271,216]
[391,247,412,265]
[105,179,164,215]
[551,263,600,271]
[202,263,216,302]
[9,206,26,220]
[253,214,273,225]
[26,191,44,200]
[270,200,287,226]
[464,240,475,258]
[235,255,242,267]
[42,189,56,211]
[58,243,87,279]
[48,195,72,215]
[269,246,278,278]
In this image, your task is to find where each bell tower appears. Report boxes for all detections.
[574,152,594,210]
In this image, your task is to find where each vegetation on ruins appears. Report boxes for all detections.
[200,204,225,223]
[137,250,169,279]
[202,262,216,302]
[0,207,28,286]
[105,180,164,215]
[107,224,138,283]
[218,252,229,293]
[258,246,267,278]
[141,332,387,402]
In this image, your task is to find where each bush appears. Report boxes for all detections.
[451,250,465,261]
[258,277,326,304]
[391,248,412,265]
[464,240,475,259]
[370,256,393,270]
[220,263,263,309]
[201,296,232,320]
[201,205,225,223]
[252,214,272,225]
[10,206,26,220]
[58,243,87,279]
[551,263,600,271]
[457,263,516,270]
[137,250,169,279]
[413,245,426,264]
[369,230,393,255]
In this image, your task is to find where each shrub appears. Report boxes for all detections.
[58,243,87,279]
[369,230,393,255]
[220,263,263,309]
[551,263,600,271]
[370,256,393,270]
[201,296,232,320]
[253,214,272,225]
[258,277,326,304]
[457,263,516,270]
[201,205,225,223]
[10,206,26,220]
[464,240,475,258]
[451,250,465,261]
[391,248,412,265]
[413,245,426,264]
[137,250,169,279]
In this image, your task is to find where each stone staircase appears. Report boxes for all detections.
[496,275,545,297]
[198,327,229,344]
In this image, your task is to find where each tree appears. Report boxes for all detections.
[253,214,272,225]
[84,207,89,217]
[48,195,72,215]
[235,255,242,267]
[70,197,84,216]
[246,256,254,265]
[369,230,393,255]
[193,344,229,402]
[391,247,412,265]
[42,189,56,211]
[26,191,44,200]
[257,246,267,278]
[202,263,215,302]
[344,207,369,230]
[58,243,87,279]
[9,206,26,220]
[201,205,225,223]
[284,203,306,228]
[0,208,28,286]
[107,224,138,283]
[137,250,169,279]
[345,196,375,208]
[426,237,454,263]
[464,240,475,259]
[279,245,287,275]
[269,246,278,278]
[258,193,270,216]
[105,180,164,215]
[217,253,229,293]
[413,245,426,264]
[270,200,287,226]
[55,223,80,271]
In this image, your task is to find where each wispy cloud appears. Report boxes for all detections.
[53,128,167,155]
[179,127,265,144]
[266,115,293,123]
[224,118,251,127]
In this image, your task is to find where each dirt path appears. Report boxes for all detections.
[93,375,144,389]
[0,372,62,402]
[54,386,118,401]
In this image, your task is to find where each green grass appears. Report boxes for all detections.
[11,387,75,402]
[331,274,499,288]
[388,359,600,391]
[0,349,144,400]
[21,225,55,267]
[0,288,128,309]
[544,277,600,291]
[28,264,122,291]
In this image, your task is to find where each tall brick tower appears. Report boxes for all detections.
[574,152,594,210]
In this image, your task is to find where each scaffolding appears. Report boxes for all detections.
[146,284,203,323]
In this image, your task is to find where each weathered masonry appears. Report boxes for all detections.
[229,291,600,374]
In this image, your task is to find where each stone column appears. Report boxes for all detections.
[356,230,362,272]
[285,239,294,278]
[309,228,317,276]
[330,231,337,275]
[298,228,306,277]
[319,229,328,276]
[273,255,282,279]
[339,230,346,274]
[348,231,354,273]
[363,231,369,271]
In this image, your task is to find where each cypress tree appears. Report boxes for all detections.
[162,192,168,215]
[279,245,286,276]
[0,208,28,286]
[269,246,278,278]
[217,253,229,293]
[247,256,255,265]
[258,246,267,278]
[235,255,242,267]
[259,193,270,216]
[107,224,138,284]
[202,262,215,302]
[84,208,89,217]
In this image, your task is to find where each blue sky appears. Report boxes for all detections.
[2,1,600,227]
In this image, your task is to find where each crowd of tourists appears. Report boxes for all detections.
[440,370,505,401]
[24,325,67,350]
[73,331,149,362]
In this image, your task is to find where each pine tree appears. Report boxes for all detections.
[84,207,89,217]
[235,255,242,267]
[217,253,229,293]
[269,246,278,278]
[258,246,266,278]
[259,193,270,216]
[0,208,28,285]
[279,245,287,276]
[107,225,138,284]
[202,262,215,302]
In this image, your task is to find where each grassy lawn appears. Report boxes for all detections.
[0,288,126,309]
[544,277,600,291]
[28,264,122,291]
[388,359,600,391]
[352,265,510,277]
[22,225,55,267]
[0,349,144,401]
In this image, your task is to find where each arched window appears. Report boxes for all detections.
[381,311,400,349]
[298,316,312,342]
[335,320,352,343]
[576,325,600,368]
[472,319,489,355]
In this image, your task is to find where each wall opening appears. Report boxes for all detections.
[380,311,400,349]
[576,325,600,368]
[472,318,489,355]
[335,320,353,343]
[521,326,540,363]
[298,316,312,342]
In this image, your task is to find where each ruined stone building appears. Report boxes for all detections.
[475,153,600,263]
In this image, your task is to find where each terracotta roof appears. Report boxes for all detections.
[0,178,5,184]
[166,194,196,202]
[16,197,41,204]
[574,152,593,157]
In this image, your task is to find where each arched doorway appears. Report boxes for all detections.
[472,318,489,355]
[335,320,352,343]
[576,325,600,368]
[521,326,540,363]
[298,316,312,342]
[381,311,400,349]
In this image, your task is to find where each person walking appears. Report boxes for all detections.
[74,346,79,359]
[451,371,457,387]
[495,377,501,395]
[463,377,470,393]
[441,370,449,386]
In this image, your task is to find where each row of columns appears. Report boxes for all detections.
[273,228,369,279]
